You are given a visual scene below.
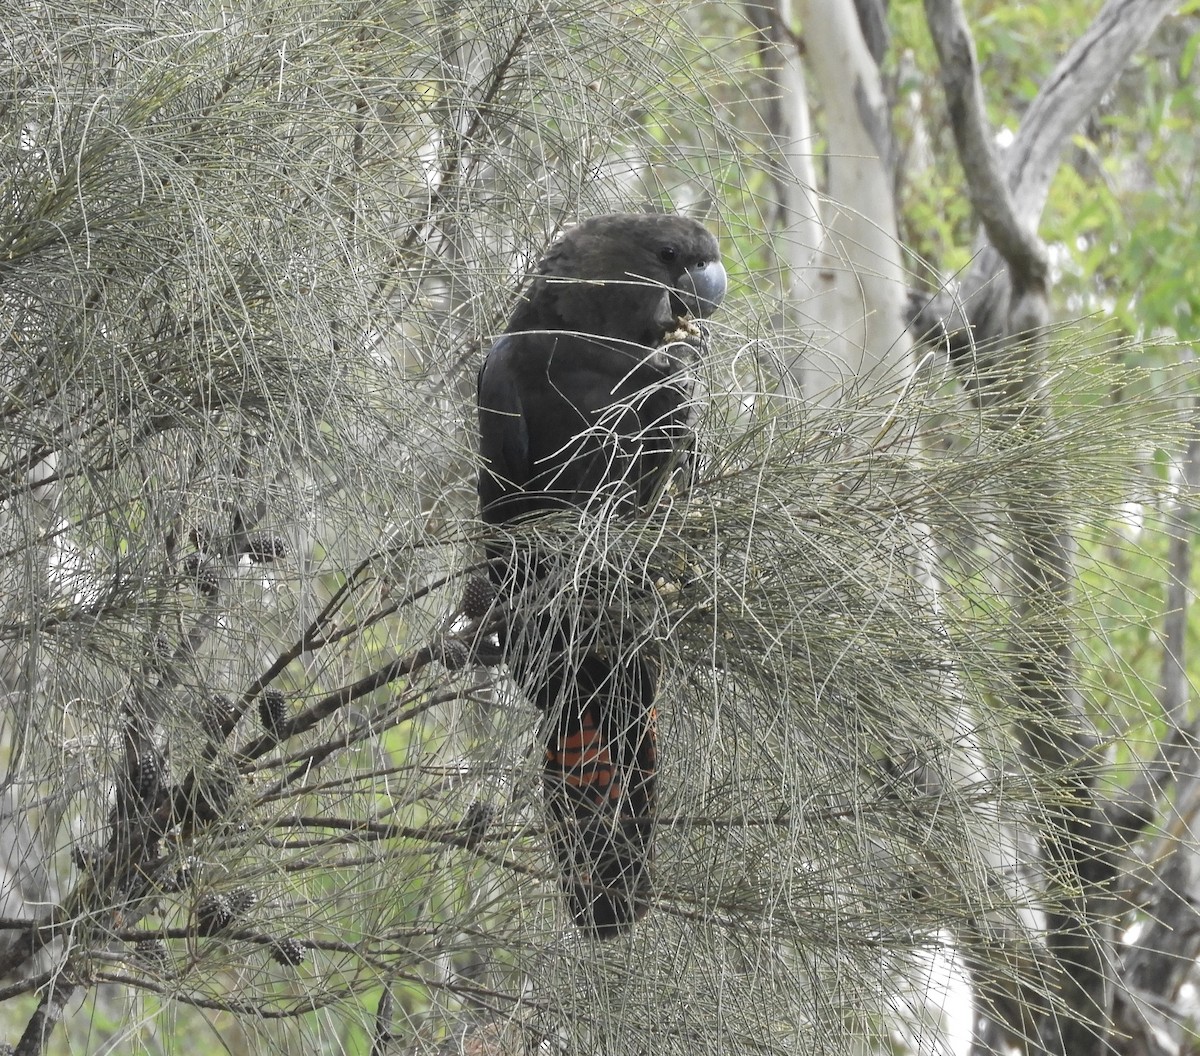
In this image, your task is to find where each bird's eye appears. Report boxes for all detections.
[659,246,677,263]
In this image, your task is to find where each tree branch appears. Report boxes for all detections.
[1006,0,1178,223]
[13,973,76,1056]
[921,0,1046,293]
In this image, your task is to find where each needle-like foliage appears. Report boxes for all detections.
[0,2,1182,1055]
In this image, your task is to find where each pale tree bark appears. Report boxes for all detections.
[0,447,62,976]
[916,1,1176,1054]
[759,0,912,404]
[741,0,823,281]
[746,4,1041,1052]
[754,0,1181,1051]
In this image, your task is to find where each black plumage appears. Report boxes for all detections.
[477,213,725,936]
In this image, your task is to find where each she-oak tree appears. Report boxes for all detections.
[0,1,1195,1055]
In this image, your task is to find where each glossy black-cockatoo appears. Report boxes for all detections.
[476,213,726,936]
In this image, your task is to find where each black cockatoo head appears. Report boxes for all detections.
[516,212,726,346]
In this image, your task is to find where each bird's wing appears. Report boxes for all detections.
[476,333,531,521]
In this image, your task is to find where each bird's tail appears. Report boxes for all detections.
[541,651,658,938]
